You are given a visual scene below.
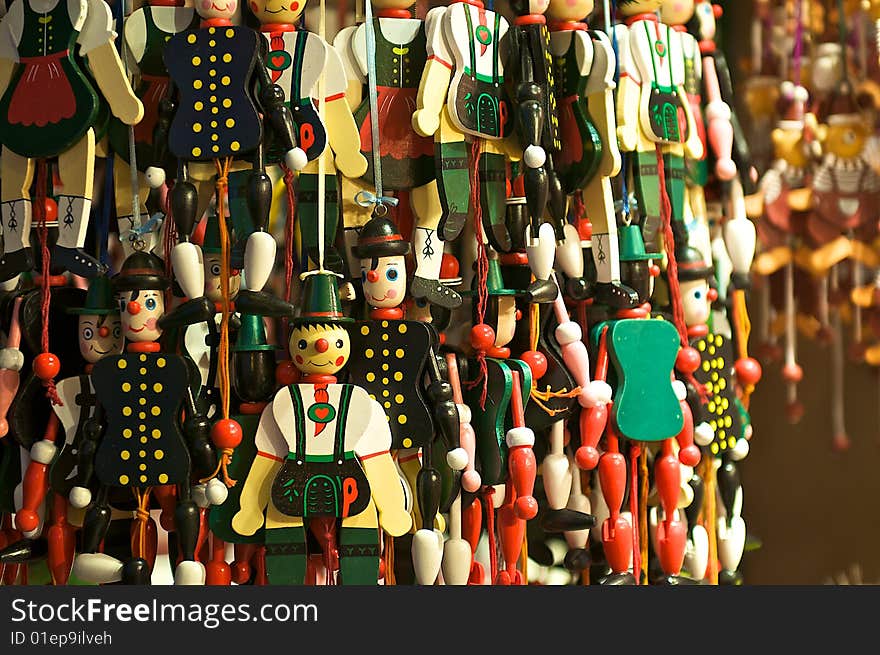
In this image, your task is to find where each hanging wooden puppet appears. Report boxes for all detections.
[346,215,466,584]
[0,0,143,281]
[245,0,368,278]
[108,0,197,258]
[70,252,221,585]
[232,271,412,585]
[334,0,462,309]
[613,0,703,255]
[146,0,305,319]
[546,0,638,307]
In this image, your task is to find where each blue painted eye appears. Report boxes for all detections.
[694,291,702,299]
[386,269,398,281]
[145,298,157,311]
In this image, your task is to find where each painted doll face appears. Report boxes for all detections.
[616,0,663,17]
[680,279,711,326]
[693,1,716,40]
[204,254,241,304]
[78,314,123,364]
[546,0,594,24]
[659,0,693,25]
[771,127,810,167]
[290,323,351,375]
[118,290,165,343]
[196,0,238,21]
[248,0,304,25]
[360,255,406,310]
[824,121,868,160]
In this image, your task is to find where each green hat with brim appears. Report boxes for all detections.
[290,270,354,325]
[619,224,661,262]
[460,258,526,297]
[201,210,223,255]
[233,313,282,351]
[67,275,119,315]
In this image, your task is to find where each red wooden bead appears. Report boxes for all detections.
[519,350,547,380]
[734,357,762,386]
[470,324,496,351]
[575,446,600,471]
[14,509,38,534]
[781,362,803,383]
[785,400,804,424]
[33,352,60,381]
[832,432,851,452]
[678,445,701,467]
[515,495,538,520]
[676,346,701,374]
[43,198,58,223]
[211,419,243,449]
[440,253,460,279]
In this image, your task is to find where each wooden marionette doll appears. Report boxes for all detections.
[206,312,280,585]
[803,82,880,276]
[333,0,462,310]
[232,271,412,585]
[411,0,517,264]
[145,0,305,321]
[346,216,465,585]
[460,257,539,585]
[0,0,144,281]
[545,0,638,308]
[70,252,221,585]
[613,0,703,255]
[245,0,368,277]
[108,0,197,258]
[10,276,122,585]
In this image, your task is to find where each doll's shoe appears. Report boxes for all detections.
[72,553,124,584]
[439,210,468,242]
[487,222,513,253]
[541,508,596,533]
[235,290,296,317]
[599,571,636,585]
[0,249,33,281]
[121,558,152,585]
[52,245,107,279]
[0,537,47,563]
[174,560,206,585]
[526,278,559,304]
[564,277,591,301]
[593,281,639,309]
[719,569,744,585]
[410,276,462,309]
[563,547,591,573]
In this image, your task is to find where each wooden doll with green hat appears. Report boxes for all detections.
[233,270,411,584]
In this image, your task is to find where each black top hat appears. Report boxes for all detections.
[113,252,171,293]
[352,216,411,260]
[675,245,714,282]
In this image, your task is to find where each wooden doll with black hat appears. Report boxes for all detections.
[232,270,411,585]
[346,215,465,585]
[6,275,123,584]
[460,255,539,584]
[70,251,220,585]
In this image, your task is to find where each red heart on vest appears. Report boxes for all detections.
[271,55,286,68]
[314,407,329,420]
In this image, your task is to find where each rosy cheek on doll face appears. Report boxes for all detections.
[386,289,398,300]
[228,1,237,11]
[295,355,304,364]
[335,356,345,366]
[201,0,212,10]
[145,318,158,330]
[250,1,258,12]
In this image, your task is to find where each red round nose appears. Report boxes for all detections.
[127,301,141,315]
[366,270,379,283]
[99,326,109,338]
[315,338,329,353]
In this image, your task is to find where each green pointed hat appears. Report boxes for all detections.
[68,275,119,315]
[462,257,522,297]
[202,210,223,255]
[233,313,280,351]
[619,224,661,262]
[291,271,354,325]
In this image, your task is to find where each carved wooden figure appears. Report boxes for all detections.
[0,0,143,282]
[232,272,412,585]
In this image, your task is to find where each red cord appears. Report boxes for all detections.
[35,161,60,406]
[464,139,489,408]
[162,185,177,307]
[629,443,641,585]
[282,166,296,335]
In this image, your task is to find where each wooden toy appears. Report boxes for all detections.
[546,0,638,307]
[232,271,411,584]
[247,0,368,278]
[613,0,703,255]
[346,216,465,584]
[109,0,197,259]
[70,252,220,585]
[335,0,461,308]
[0,0,143,281]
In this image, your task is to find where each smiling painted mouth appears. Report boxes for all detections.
[307,360,335,367]
[90,346,112,355]
[211,2,228,9]
[129,326,145,333]
[365,291,389,302]
[264,6,287,11]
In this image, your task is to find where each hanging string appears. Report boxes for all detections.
[733,289,755,408]
[639,447,649,580]
[134,487,152,558]
[702,457,718,584]
[35,160,61,406]
[201,157,236,487]
[462,139,489,408]
[792,0,805,86]
[629,442,641,585]
[316,0,328,271]
[283,166,297,335]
